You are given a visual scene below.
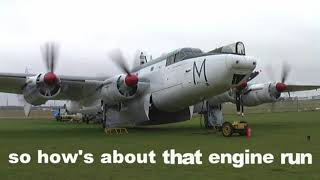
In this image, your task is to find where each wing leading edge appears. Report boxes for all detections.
[285,84,320,92]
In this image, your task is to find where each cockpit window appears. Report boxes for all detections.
[236,42,245,55]
[166,48,203,66]
[209,42,246,55]
[175,48,203,62]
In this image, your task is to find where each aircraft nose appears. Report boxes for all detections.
[227,55,257,74]
[224,55,257,86]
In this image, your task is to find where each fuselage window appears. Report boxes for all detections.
[150,67,154,71]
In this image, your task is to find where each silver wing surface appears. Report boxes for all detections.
[0,72,108,101]
[285,84,320,92]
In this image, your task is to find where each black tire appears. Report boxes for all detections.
[222,122,234,137]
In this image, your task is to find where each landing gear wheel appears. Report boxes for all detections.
[222,122,234,137]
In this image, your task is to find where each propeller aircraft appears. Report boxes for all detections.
[0,42,258,128]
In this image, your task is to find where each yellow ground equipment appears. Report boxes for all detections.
[57,113,83,123]
[105,128,128,135]
[221,121,248,137]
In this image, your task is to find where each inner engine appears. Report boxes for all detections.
[101,74,139,105]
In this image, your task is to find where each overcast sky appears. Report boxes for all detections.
[0,0,319,105]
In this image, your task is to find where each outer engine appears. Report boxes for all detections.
[23,73,61,105]
[206,82,283,107]
[241,83,280,106]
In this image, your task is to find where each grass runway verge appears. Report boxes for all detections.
[0,111,319,180]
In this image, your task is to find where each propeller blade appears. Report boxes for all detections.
[42,42,58,73]
[43,44,49,72]
[50,44,57,72]
[108,49,131,75]
[281,62,290,83]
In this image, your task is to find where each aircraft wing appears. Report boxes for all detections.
[0,73,32,94]
[0,72,109,101]
[57,75,107,100]
[284,84,320,92]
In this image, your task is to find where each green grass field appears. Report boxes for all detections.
[0,111,319,180]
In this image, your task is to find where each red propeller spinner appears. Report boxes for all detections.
[125,74,139,87]
[275,62,290,92]
[44,72,58,86]
[108,49,140,87]
[237,81,248,90]
[275,82,287,92]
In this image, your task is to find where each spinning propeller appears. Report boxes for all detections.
[41,43,60,86]
[21,42,60,117]
[108,49,139,87]
[275,62,290,93]
[268,62,291,112]
[265,62,291,93]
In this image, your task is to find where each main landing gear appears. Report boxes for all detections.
[101,102,128,135]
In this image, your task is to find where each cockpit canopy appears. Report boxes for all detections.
[165,42,245,66]
[209,42,245,55]
[166,47,203,66]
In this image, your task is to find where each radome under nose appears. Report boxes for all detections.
[227,55,257,74]
[225,55,257,86]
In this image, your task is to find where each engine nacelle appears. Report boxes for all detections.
[241,83,280,106]
[101,75,139,105]
[64,101,81,114]
[23,73,61,105]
